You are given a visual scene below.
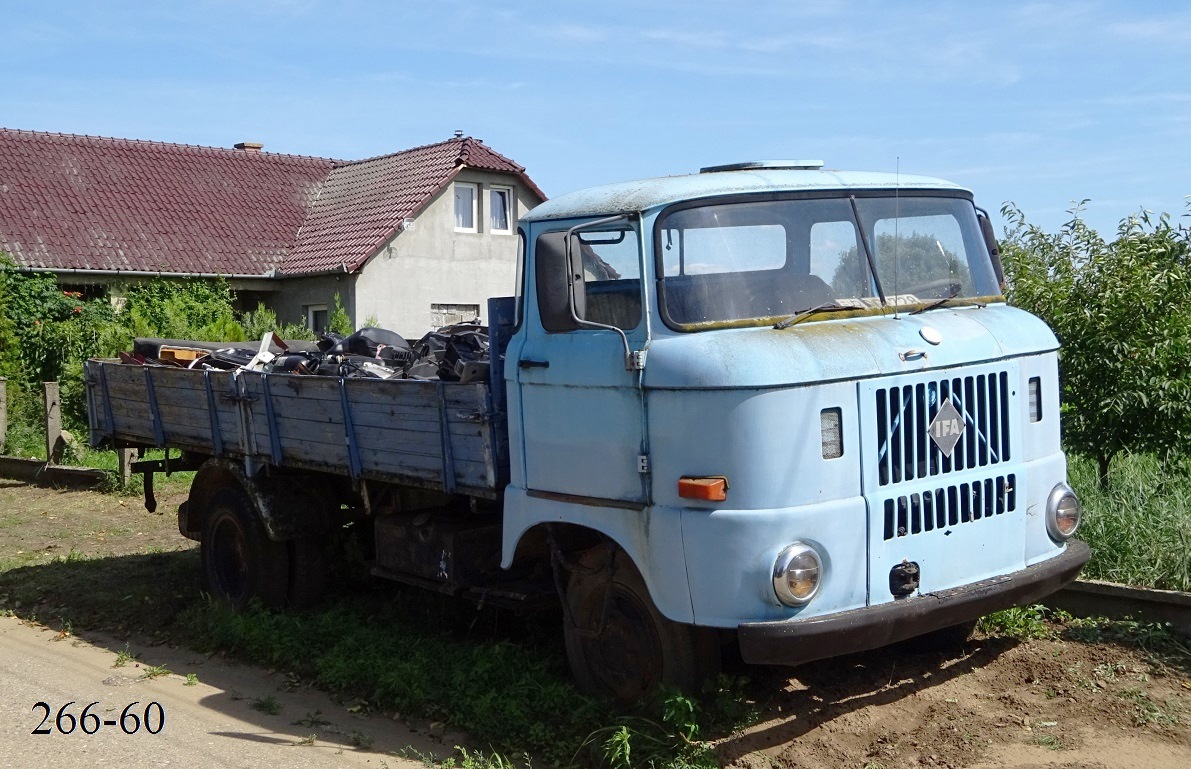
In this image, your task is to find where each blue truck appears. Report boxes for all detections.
[87,160,1089,702]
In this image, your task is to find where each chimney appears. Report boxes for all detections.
[453,130,464,139]
[234,141,264,152]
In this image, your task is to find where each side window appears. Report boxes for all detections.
[577,228,641,330]
[535,226,641,332]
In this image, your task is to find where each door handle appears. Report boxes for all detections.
[518,359,550,369]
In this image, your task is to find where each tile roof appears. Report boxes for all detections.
[0,128,543,277]
[285,136,546,274]
[0,128,333,275]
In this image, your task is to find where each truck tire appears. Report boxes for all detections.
[201,486,289,610]
[563,547,719,703]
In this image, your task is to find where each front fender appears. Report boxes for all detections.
[501,485,696,624]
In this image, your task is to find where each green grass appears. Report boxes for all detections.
[175,592,735,768]
[2,412,193,493]
[251,695,282,715]
[1069,452,1191,591]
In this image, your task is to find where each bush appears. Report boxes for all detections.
[1001,204,1191,483]
[0,267,254,439]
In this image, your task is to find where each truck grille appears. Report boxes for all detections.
[875,372,1011,487]
[882,474,1017,540]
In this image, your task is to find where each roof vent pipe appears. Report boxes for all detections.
[234,142,264,152]
[453,130,464,139]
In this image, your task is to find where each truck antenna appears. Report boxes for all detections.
[893,156,901,319]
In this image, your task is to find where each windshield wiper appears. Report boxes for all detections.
[909,290,985,316]
[774,302,852,330]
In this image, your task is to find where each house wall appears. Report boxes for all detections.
[351,170,536,339]
[267,273,357,331]
[267,170,538,341]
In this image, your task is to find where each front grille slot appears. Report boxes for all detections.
[876,372,1011,487]
[882,474,1017,540]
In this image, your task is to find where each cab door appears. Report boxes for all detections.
[513,220,648,504]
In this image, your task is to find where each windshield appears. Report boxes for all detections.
[656,193,999,328]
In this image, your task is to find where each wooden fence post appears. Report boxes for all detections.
[0,377,7,451]
[44,381,63,465]
[119,448,134,485]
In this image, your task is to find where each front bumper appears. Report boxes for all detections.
[738,540,1090,666]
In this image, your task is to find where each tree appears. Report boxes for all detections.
[830,231,972,298]
[1000,203,1191,484]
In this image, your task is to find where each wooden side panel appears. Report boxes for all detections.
[87,360,499,495]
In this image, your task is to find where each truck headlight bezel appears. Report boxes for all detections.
[1046,483,1081,541]
[772,542,823,606]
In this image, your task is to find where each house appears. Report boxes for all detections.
[0,128,545,337]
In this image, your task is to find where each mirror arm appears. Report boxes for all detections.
[563,214,642,370]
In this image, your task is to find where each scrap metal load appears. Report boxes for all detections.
[121,323,491,384]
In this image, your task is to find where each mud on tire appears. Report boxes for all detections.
[562,546,719,703]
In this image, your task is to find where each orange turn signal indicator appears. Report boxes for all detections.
[678,476,729,502]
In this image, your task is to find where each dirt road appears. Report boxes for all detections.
[1,479,1189,767]
[0,615,435,769]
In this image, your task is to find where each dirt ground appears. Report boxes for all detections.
[720,631,1190,768]
[2,479,1189,768]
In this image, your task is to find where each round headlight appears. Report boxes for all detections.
[1046,483,1082,541]
[773,542,823,606]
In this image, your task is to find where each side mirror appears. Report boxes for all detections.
[534,231,584,332]
[976,209,1005,288]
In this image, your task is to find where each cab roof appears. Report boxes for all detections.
[522,167,970,223]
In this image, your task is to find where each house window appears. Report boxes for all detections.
[454,182,478,232]
[305,304,329,333]
[489,186,512,233]
[431,303,481,329]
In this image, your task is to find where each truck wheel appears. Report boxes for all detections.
[563,547,719,703]
[201,487,289,610]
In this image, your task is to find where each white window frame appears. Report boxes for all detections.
[305,304,329,333]
[488,185,513,234]
[454,182,478,233]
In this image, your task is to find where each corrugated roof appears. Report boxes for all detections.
[0,129,543,277]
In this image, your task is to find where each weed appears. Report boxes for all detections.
[251,695,282,715]
[1034,733,1062,750]
[1095,662,1127,680]
[1118,687,1183,727]
[978,605,1055,639]
[350,730,374,749]
[296,733,317,746]
[293,711,331,729]
[184,673,198,686]
[141,664,171,679]
[435,746,523,769]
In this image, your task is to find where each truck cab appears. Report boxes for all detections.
[502,161,1089,700]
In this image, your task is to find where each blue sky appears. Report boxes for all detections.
[4,1,1189,237]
